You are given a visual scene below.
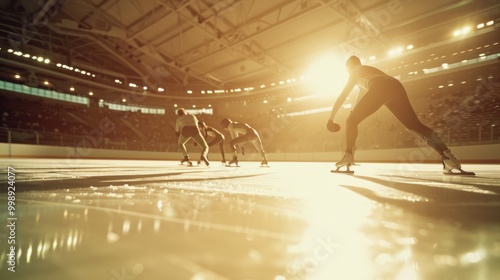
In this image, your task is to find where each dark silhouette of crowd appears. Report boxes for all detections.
[1,78,499,154]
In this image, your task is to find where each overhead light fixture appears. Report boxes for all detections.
[388,47,403,56]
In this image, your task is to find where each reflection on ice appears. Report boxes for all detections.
[0,159,499,279]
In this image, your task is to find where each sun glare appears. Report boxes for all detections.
[303,54,349,98]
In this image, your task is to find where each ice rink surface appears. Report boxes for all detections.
[1,158,499,280]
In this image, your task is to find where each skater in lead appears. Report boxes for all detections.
[328,55,474,175]
[220,118,269,167]
[174,108,210,166]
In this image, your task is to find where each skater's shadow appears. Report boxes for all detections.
[390,175,500,195]
[8,169,267,192]
[341,175,500,224]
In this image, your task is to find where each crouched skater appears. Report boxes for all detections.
[220,118,268,167]
[175,108,209,166]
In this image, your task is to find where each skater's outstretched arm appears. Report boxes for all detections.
[329,76,356,121]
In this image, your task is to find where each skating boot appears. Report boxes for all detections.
[441,149,475,175]
[227,156,239,167]
[180,155,192,166]
[260,159,270,167]
[221,157,227,165]
[200,155,209,166]
[332,148,355,173]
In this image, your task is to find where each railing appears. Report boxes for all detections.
[0,128,178,153]
[1,124,499,155]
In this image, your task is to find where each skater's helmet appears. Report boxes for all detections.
[220,118,232,128]
[177,108,186,116]
[345,55,361,73]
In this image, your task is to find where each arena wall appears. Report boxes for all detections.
[1,143,499,163]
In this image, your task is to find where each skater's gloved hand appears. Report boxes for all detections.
[326,120,340,132]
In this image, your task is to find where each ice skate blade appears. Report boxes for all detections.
[331,169,354,174]
[332,163,353,174]
[443,169,475,176]
[198,161,209,167]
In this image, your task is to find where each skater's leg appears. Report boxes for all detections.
[384,87,448,154]
[178,135,192,164]
[206,137,219,147]
[208,135,226,161]
[192,133,209,158]
[345,87,387,150]
[384,83,463,172]
[218,139,226,162]
[229,134,253,156]
[336,80,390,169]
[250,135,268,162]
[178,135,190,156]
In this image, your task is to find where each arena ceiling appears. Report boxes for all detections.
[1,0,499,101]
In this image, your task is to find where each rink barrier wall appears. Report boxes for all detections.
[1,143,499,163]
